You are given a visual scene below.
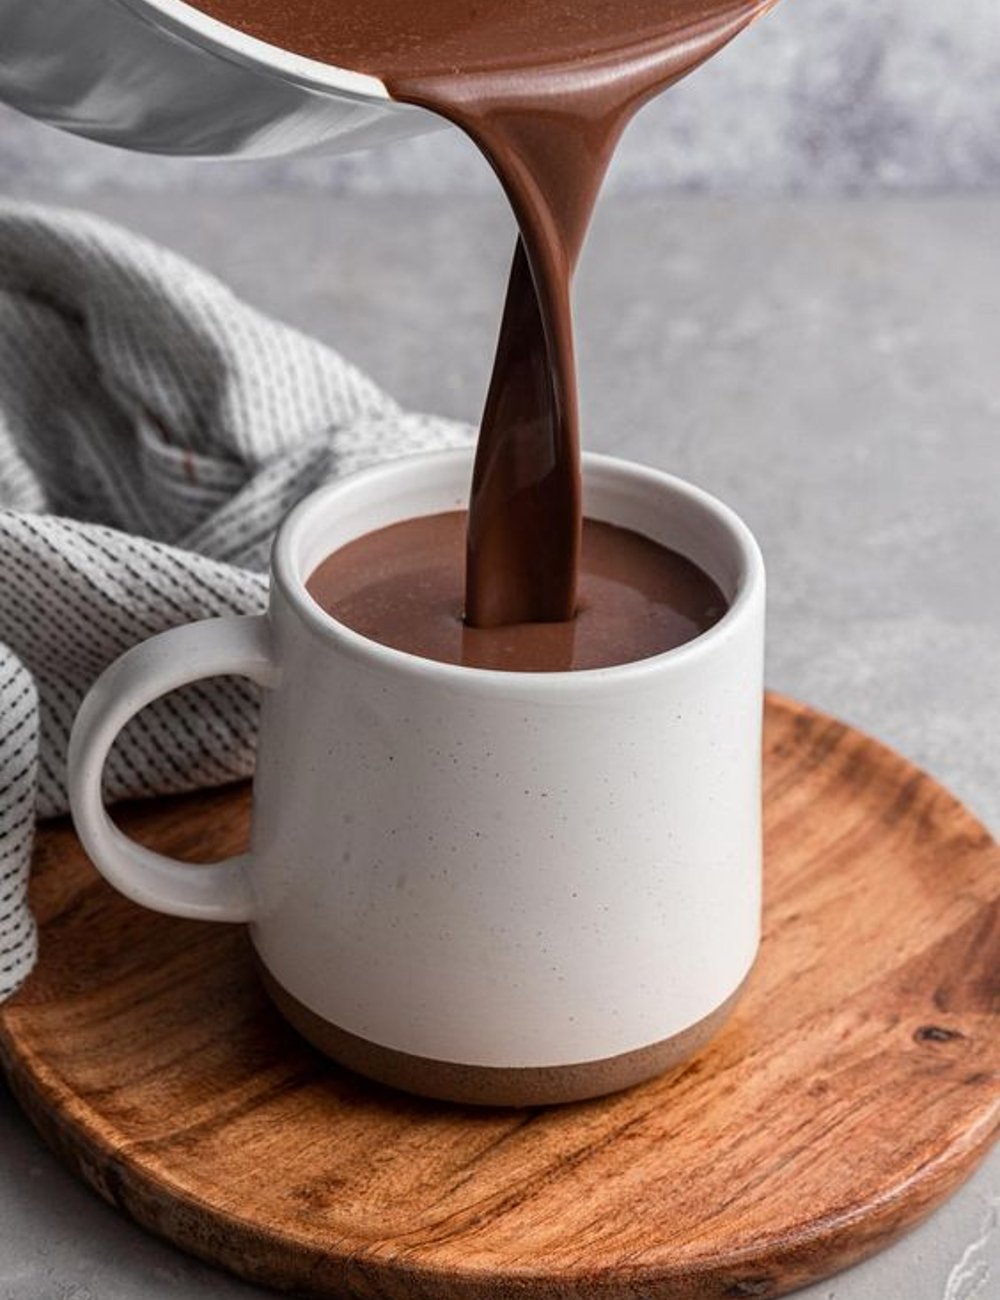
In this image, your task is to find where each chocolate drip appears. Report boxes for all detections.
[193,0,774,626]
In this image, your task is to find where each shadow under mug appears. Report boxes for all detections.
[68,450,766,1106]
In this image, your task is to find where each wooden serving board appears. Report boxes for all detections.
[1,695,997,1300]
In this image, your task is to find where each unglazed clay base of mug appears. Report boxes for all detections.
[256,959,750,1106]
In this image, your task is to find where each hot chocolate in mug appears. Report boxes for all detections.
[68,450,765,1106]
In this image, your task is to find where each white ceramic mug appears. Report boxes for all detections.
[68,450,765,1106]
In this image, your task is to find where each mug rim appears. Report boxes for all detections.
[116,0,394,101]
[270,449,765,691]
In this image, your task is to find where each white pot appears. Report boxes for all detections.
[0,0,440,158]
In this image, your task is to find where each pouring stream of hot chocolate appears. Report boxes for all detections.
[194,0,775,625]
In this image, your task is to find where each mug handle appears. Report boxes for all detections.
[67,615,277,923]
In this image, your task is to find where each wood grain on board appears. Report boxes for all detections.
[0,694,997,1299]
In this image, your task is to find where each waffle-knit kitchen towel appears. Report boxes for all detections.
[0,203,471,999]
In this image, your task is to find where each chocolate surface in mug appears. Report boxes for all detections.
[191,0,773,629]
[307,511,726,672]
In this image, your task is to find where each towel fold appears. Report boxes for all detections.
[0,203,471,998]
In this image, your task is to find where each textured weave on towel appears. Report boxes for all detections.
[0,203,471,999]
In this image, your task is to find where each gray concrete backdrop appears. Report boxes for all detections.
[2,0,1000,195]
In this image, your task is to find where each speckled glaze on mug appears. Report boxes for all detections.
[68,450,765,1105]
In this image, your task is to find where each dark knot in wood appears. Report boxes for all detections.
[914,1025,964,1044]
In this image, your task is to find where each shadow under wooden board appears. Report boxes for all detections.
[0,694,997,1300]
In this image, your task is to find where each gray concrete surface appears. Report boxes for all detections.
[2,0,1000,194]
[0,191,997,1298]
